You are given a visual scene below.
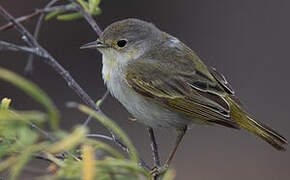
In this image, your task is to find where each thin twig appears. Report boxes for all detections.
[25,0,65,73]
[87,133,113,141]
[83,116,93,127]
[68,0,102,36]
[0,5,75,31]
[29,122,55,141]
[82,90,109,126]
[0,40,47,57]
[0,11,40,31]
[147,127,161,167]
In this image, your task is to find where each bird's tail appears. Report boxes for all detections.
[226,96,287,151]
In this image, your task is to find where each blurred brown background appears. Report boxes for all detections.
[1,0,290,179]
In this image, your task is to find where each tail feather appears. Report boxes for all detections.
[226,96,287,151]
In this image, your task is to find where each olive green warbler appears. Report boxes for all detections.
[81,18,287,166]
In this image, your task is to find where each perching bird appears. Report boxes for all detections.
[81,18,287,167]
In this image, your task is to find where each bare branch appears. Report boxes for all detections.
[0,41,46,57]
[0,11,40,31]
[0,4,97,110]
[82,90,109,126]
[26,0,66,73]
[0,5,75,31]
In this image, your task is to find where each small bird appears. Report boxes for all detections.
[81,18,287,167]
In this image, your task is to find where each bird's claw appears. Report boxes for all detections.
[150,165,169,177]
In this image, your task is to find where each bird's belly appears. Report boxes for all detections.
[104,69,193,128]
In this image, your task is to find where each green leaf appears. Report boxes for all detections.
[77,0,90,12]
[0,67,59,130]
[0,110,46,123]
[45,9,67,20]
[95,158,150,178]
[46,1,101,21]
[0,139,14,159]
[53,158,81,178]
[47,126,87,153]
[0,156,17,172]
[0,110,45,139]
[57,12,83,21]
[4,143,47,180]
[91,7,102,15]
[89,0,101,7]
[87,139,124,159]
[89,0,101,13]
[96,99,102,107]
[9,150,33,180]
[17,127,39,146]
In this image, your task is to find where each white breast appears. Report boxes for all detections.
[101,54,192,128]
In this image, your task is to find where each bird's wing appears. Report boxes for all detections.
[125,55,240,129]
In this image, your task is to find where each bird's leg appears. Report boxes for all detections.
[164,126,187,168]
[147,127,161,169]
[147,127,162,179]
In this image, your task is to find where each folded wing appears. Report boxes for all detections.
[125,59,240,129]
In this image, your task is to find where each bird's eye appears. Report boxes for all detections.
[116,39,127,48]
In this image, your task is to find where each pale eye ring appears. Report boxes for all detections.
[116,39,127,48]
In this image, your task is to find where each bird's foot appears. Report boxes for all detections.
[150,165,169,177]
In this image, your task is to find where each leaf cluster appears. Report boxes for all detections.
[45,0,102,21]
[0,68,175,179]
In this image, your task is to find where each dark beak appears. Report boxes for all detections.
[80,40,108,49]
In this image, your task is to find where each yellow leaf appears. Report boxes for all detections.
[45,152,65,167]
[48,126,87,153]
[82,145,95,180]
[0,98,11,109]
